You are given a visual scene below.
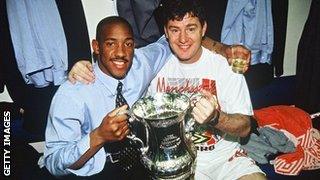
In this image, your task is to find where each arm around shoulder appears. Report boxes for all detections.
[137,35,172,75]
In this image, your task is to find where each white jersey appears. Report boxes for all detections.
[146,47,262,179]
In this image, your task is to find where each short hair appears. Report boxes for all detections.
[95,16,133,42]
[161,0,206,27]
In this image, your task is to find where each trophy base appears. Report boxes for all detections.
[153,172,194,180]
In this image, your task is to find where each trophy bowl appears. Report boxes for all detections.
[129,93,197,180]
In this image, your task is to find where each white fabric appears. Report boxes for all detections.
[196,149,263,180]
[147,47,263,179]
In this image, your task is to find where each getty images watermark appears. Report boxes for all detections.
[3,110,11,176]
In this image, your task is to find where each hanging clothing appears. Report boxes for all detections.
[117,0,162,47]
[6,0,68,87]
[295,0,320,114]
[254,105,320,176]
[1,0,30,109]
[221,0,274,65]
[1,0,91,136]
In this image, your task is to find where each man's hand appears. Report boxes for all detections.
[225,45,251,73]
[93,105,130,146]
[191,90,219,124]
[70,105,130,170]
[202,37,251,73]
[68,60,95,84]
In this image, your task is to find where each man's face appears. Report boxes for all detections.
[93,23,134,79]
[164,13,207,64]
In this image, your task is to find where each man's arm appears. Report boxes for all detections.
[68,105,129,170]
[192,90,251,137]
[68,130,104,170]
[202,36,251,72]
[202,37,228,57]
[136,35,172,76]
[68,37,251,84]
[68,35,171,84]
[212,112,251,137]
[44,92,129,176]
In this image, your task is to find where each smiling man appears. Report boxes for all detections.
[146,0,266,179]
[93,20,134,79]
[43,16,171,179]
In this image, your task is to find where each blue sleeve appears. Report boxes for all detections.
[135,35,172,76]
[221,0,274,65]
[6,0,68,87]
[243,0,273,64]
[44,93,105,176]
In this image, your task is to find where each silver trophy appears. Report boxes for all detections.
[127,93,197,180]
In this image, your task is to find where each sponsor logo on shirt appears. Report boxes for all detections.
[156,77,217,95]
[192,131,220,151]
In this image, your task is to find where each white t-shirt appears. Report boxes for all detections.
[146,47,253,161]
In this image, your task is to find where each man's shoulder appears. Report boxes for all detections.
[55,80,95,98]
[202,47,229,66]
[200,47,231,74]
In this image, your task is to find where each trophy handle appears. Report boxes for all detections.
[185,116,195,133]
[123,110,150,155]
[185,93,205,133]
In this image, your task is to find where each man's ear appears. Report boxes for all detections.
[92,39,99,55]
[164,26,169,38]
[202,22,207,37]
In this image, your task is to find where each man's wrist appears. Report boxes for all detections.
[208,110,220,127]
[90,128,105,147]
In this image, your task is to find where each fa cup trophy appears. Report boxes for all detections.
[127,93,197,180]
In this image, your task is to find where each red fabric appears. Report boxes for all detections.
[254,105,320,175]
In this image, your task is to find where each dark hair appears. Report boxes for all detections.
[161,0,206,27]
[96,16,133,42]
